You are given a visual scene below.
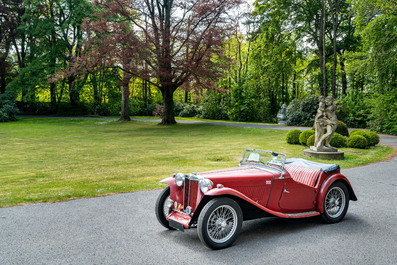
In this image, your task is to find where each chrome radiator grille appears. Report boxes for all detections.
[183,178,199,211]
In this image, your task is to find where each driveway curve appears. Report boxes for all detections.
[1,119,396,264]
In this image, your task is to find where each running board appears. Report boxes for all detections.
[286,211,320,218]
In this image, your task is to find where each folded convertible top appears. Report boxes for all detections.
[285,158,340,173]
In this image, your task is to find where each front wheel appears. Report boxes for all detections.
[197,198,243,250]
[155,186,174,229]
[321,181,349,223]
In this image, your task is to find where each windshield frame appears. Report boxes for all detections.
[239,149,287,178]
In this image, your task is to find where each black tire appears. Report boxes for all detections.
[155,186,174,229]
[321,181,349,223]
[197,197,243,250]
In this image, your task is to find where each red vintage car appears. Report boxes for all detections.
[155,149,357,249]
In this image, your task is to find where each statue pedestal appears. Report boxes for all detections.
[304,149,344,160]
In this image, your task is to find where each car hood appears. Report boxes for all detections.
[198,165,280,181]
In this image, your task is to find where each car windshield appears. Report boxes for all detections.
[240,149,286,172]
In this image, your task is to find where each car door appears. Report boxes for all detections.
[279,178,317,212]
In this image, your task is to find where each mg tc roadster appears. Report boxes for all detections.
[155,149,357,249]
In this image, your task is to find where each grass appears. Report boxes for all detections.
[0,118,394,207]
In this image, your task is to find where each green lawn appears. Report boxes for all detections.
[0,118,394,207]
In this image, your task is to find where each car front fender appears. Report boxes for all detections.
[160,177,174,186]
[317,173,357,213]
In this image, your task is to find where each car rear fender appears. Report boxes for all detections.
[317,173,357,213]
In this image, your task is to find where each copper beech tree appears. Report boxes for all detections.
[62,0,241,123]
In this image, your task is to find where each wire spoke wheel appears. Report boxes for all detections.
[198,198,242,249]
[207,205,238,243]
[322,182,349,223]
[325,187,345,217]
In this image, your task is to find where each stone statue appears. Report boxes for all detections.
[277,104,287,125]
[311,96,338,152]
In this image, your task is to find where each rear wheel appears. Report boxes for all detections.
[197,198,243,250]
[155,186,174,229]
[322,182,349,223]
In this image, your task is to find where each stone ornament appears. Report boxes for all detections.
[311,96,338,152]
[277,104,287,125]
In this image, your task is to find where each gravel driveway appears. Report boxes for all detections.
[1,122,396,265]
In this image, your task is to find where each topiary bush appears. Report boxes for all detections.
[299,130,315,146]
[347,135,368,149]
[307,134,315,147]
[286,129,302,144]
[335,121,349,137]
[350,129,361,135]
[365,131,380,146]
[350,130,371,146]
[330,132,346,148]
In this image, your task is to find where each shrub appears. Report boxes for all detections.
[335,90,371,128]
[178,104,201,117]
[350,130,371,146]
[299,130,315,146]
[286,95,319,127]
[0,91,18,122]
[347,135,368,149]
[286,129,302,144]
[307,134,315,147]
[369,90,397,135]
[365,131,380,146]
[335,121,349,137]
[153,104,164,117]
[350,129,361,135]
[330,133,346,148]
[199,92,230,120]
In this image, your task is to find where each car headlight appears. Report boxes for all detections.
[199,179,213,193]
[175,173,185,187]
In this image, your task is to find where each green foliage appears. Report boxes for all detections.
[286,95,318,127]
[347,135,368,149]
[286,129,302,144]
[129,99,157,116]
[229,82,272,122]
[369,91,397,135]
[365,131,380,146]
[336,91,371,129]
[335,121,349,137]
[299,130,315,146]
[199,92,230,120]
[350,130,371,146]
[0,91,18,122]
[307,134,315,147]
[330,133,347,148]
[178,104,201,118]
[349,129,361,135]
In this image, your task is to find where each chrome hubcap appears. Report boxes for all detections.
[325,187,345,218]
[207,205,237,243]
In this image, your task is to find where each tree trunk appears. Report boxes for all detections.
[119,70,131,121]
[160,87,176,125]
[340,56,347,96]
[0,58,6,94]
[68,76,80,107]
[321,0,327,96]
[330,0,339,98]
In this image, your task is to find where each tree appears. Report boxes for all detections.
[75,0,241,124]
[0,0,24,94]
